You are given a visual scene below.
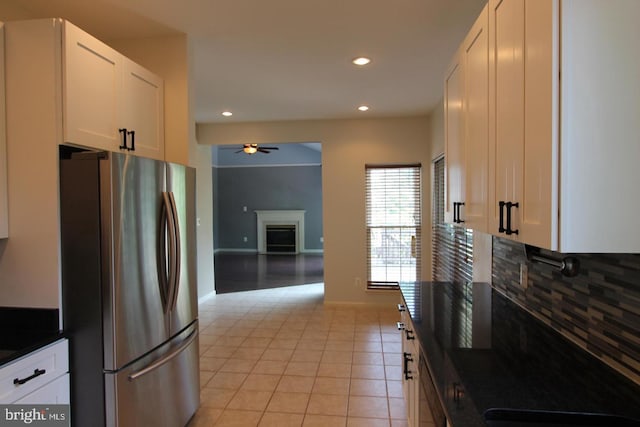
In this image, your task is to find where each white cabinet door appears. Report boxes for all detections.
[520,0,558,249]
[399,303,420,427]
[121,58,164,161]
[0,22,8,239]
[14,374,70,404]
[462,6,489,233]
[444,55,465,225]
[488,0,526,240]
[63,21,123,152]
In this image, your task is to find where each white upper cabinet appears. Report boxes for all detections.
[63,22,122,153]
[120,58,164,160]
[444,5,489,231]
[0,22,8,239]
[63,20,164,160]
[488,0,555,248]
[481,0,640,252]
[444,53,465,225]
[461,6,489,232]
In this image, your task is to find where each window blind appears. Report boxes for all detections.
[365,164,422,290]
[432,156,473,283]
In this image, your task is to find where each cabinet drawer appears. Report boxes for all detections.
[0,339,69,403]
[14,373,70,404]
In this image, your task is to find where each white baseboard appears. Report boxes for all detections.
[214,248,324,254]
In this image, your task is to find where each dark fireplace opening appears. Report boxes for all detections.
[266,225,296,253]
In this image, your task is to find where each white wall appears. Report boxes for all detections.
[198,116,432,305]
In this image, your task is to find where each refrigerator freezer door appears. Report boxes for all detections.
[166,163,198,335]
[104,322,200,427]
[102,153,169,370]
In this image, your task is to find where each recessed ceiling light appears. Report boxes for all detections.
[352,57,371,66]
[358,105,370,112]
[222,111,233,117]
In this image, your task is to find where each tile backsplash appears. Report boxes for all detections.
[492,236,640,385]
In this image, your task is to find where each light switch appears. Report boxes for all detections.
[243,206,247,212]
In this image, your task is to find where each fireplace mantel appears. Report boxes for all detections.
[255,210,306,254]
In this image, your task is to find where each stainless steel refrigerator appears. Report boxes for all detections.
[59,147,199,426]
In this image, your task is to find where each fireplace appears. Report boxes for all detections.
[266,225,296,253]
[255,210,306,254]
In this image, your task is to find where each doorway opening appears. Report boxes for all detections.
[211,142,324,294]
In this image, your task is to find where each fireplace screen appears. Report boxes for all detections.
[266,225,296,253]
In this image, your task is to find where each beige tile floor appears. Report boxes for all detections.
[188,283,409,427]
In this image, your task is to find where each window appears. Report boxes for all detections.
[366,165,421,290]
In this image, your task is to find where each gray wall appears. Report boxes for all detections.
[213,165,323,251]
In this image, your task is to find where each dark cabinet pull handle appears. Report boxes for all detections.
[403,352,414,380]
[397,322,405,331]
[457,202,465,224]
[405,329,415,340]
[452,202,465,224]
[127,130,136,151]
[397,304,406,312]
[14,368,46,385]
[119,128,128,150]
[498,201,506,233]
[506,202,519,235]
[453,382,465,403]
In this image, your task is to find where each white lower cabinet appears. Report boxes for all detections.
[398,302,420,427]
[14,374,69,404]
[0,339,69,404]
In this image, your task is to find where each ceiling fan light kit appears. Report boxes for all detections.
[234,143,279,154]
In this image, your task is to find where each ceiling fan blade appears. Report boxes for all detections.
[234,149,243,153]
[261,147,279,150]
[257,148,270,153]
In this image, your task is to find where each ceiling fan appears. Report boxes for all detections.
[234,143,279,154]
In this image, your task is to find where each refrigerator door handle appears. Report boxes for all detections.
[158,194,170,312]
[161,192,179,313]
[127,328,197,382]
[168,192,181,312]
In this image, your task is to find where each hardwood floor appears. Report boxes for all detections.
[214,253,324,294]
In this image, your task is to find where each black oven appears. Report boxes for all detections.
[420,352,448,427]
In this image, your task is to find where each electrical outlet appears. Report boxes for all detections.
[320,237,324,243]
[520,263,528,289]
[243,236,248,243]
[243,206,247,212]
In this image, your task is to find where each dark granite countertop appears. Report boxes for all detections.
[399,282,640,427]
[0,307,64,367]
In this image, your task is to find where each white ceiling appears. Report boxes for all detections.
[5,0,486,124]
